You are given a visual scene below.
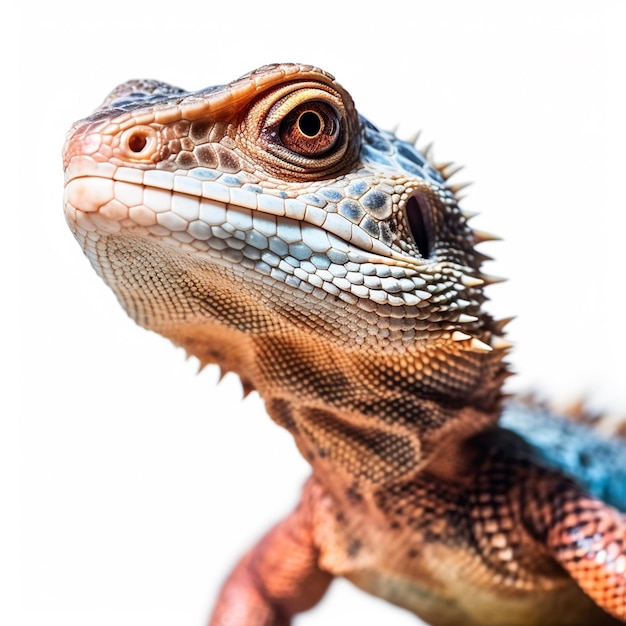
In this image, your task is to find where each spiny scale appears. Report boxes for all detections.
[473,229,502,244]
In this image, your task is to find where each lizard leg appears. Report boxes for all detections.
[546,494,625,621]
[470,431,625,622]
[520,471,626,621]
[208,479,332,626]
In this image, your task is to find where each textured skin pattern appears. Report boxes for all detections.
[63,63,626,625]
[501,404,626,511]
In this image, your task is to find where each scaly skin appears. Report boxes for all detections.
[62,63,626,625]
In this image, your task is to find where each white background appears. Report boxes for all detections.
[9,1,626,625]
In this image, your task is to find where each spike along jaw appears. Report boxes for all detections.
[63,64,507,399]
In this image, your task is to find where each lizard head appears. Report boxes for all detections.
[64,63,510,477]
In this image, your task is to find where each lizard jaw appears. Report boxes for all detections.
[63,161,455,316]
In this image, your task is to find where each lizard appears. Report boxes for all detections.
[62,63,626,626]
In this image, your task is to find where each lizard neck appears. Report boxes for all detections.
[164,306,505,489]
[102,240,507,487]
[253,328,505,489]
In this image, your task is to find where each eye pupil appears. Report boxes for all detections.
[298,111,323,137]
[278,101,340,158]
[128,133,148,153]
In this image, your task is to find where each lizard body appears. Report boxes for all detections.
[62,63,626,625]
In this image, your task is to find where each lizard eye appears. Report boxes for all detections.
[238,80,359,180]
[279,101,340,157]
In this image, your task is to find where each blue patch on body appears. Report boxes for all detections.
[501,404,626,512]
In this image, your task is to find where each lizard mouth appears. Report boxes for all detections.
[64,166,439,310]
[63,161,431,272]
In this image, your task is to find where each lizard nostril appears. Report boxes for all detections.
[120,125,158,160]
[128,133,148,153]
[405,194,432,259]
